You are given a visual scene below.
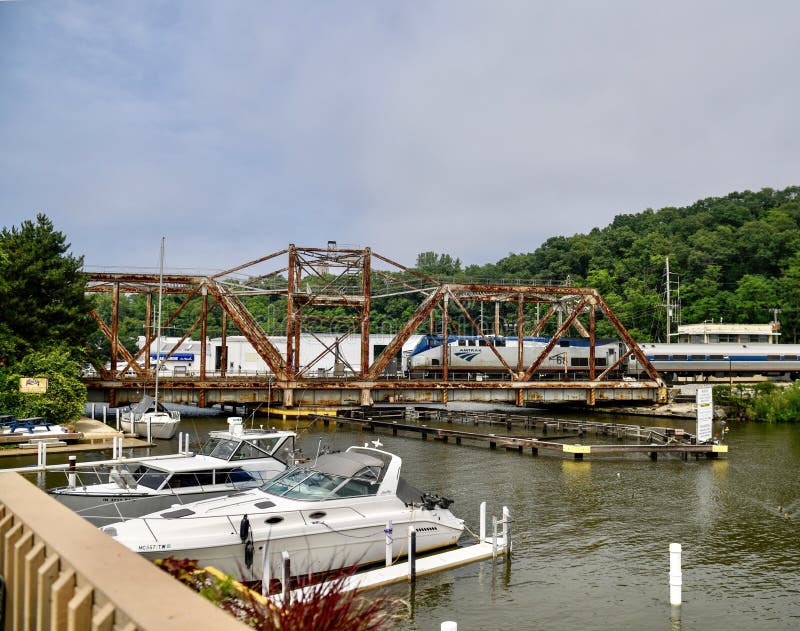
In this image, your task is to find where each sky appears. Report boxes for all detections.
[1,1,799,276]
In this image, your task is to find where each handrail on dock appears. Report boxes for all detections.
[0,472,245,631]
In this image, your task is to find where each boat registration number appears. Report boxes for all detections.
[138,543,172,552]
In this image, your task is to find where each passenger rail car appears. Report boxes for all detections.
[628,343,800,382]
[407,335,625,379]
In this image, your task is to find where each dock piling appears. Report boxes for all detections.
[385,520,393,567]
[281,550,291,600]
[68,456,77,488]
[408,527,417,582]
[669,543,682,606]
[479,501,487,541]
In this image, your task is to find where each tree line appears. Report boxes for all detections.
[3,186,800,420]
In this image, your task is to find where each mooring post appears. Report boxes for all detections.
[385,520,393,567]
[480,501,487,541]
[669,543,682,606]
[408,526,417,582]
[261,543,271,597]
[103,406,107,424]
[116,408,120,431]
[68,455,77,488]
[91,403,96,420]
[441,622,458,630]
[503,506,510,554]
[492,514,498,558]
[281,550,291,600]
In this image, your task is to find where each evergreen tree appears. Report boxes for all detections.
[0,214,93,364]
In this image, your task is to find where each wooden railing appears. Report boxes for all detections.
[0,473,245,631]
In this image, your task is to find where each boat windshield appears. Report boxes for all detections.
[261,465,377,501]
[136,466,170,490]
[200,436,284,461]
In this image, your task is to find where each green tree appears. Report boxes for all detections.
[0,346,86,423]
[0,214,93,363]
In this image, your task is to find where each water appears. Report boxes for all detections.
[12,413,800,630]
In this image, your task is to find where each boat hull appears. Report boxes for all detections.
[120,416,179,439]
[134,510,463,582]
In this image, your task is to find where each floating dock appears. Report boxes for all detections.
[313,411,728,461]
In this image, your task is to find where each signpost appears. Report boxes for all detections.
[696,386,713,443]
[19,377,48,394]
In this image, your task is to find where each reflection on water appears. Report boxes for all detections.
[7,414,800,630]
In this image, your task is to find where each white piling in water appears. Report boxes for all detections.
[503,506,511,554]
[68,456,77,488]
[116,408,120,431]
[441,623,457,631]
[385,520,393,567]
[261,542,271,597]
[408,526,417,581]
[669,543,682,606]
[91,403,96,420]
[281,550,291,600]
[102,406,107,423]
[479,501,487,541]
[147,416,152,444]
[492,514,498,557]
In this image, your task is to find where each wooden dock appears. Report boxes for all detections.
[313,411,728,461]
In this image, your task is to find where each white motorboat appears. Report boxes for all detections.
[53,418,296,526]
[102,445,465,583]
[120,395,180,440]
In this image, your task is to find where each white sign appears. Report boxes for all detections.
[696,387,713,442]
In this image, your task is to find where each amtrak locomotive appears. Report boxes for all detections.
[406,335,625,379]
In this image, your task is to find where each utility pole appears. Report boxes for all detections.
[663,257,680,342]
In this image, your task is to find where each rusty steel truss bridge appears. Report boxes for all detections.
[84,245,666,410]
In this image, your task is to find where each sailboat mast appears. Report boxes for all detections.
[154,237,165,407]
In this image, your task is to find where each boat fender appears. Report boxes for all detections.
[239,514,250,543]
[244,532,254,568]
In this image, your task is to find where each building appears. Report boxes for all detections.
[675,322,780,344]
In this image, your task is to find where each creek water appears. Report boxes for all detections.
[12,411,800,630]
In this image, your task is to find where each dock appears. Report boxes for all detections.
[0,417,151,458]
[313,410,728,460]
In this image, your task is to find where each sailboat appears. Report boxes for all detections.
[121,237,180,440]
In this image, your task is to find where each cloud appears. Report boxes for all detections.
[1,1,798,272]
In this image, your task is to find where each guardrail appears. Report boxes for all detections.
[0,472,245,631]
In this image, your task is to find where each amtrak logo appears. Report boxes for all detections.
[454,350,481,361]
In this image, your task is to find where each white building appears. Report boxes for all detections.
[675,322,780,344]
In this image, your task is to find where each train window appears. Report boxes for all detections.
[708,355,724,361]
[458,340,467,346]
[768,355,781,361]
[654,355,669,361]
[558,340,570,347]
[431,359,440,366]
[495,339,506,347]
[671,355,687,360]
[596,358,607,366]
[571,357,589,367]
[479,340,487,346]
[469,340,476,346]
[687,355,705,361]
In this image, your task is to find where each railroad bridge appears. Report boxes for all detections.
[83,245,666,410]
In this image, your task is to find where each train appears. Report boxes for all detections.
[629,342,800,382]
[407,335,800,382]
[406,335,626,379]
